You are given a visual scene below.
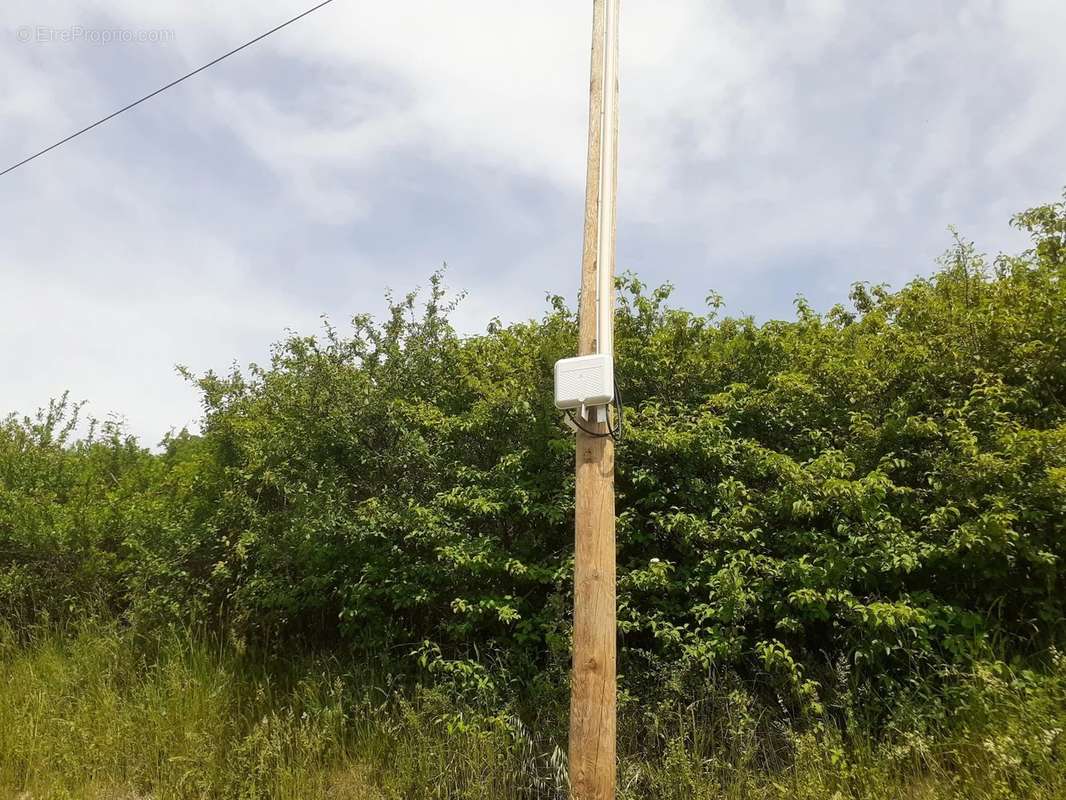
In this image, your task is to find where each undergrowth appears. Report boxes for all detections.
[1,622,1063,800]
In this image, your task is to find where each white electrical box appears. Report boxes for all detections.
[554,353,614,410]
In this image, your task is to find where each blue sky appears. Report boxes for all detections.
[2,0,1065,444]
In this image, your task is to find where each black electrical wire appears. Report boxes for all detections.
[565,409,610,438]
[565,384,623,441]
[613,383,624,440]
[1,0,337,178]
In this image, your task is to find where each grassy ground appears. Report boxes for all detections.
[1,623,1064,800]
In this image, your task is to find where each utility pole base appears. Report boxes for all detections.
[569,428,616,799]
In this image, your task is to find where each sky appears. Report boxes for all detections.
[2,0,1065,445]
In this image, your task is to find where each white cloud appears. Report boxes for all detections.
[1,1,1064,442]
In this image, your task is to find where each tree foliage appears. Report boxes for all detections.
[2,194,1064,708]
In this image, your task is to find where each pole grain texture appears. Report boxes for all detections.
[569,1,618,799]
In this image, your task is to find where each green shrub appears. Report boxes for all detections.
[1,193,1064,712]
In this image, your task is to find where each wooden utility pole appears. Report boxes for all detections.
[570,1,619,799]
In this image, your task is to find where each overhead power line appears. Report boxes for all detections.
[1,0,337,178]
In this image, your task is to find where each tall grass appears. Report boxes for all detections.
[1,622,1064,799]
[0,620,566,800]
